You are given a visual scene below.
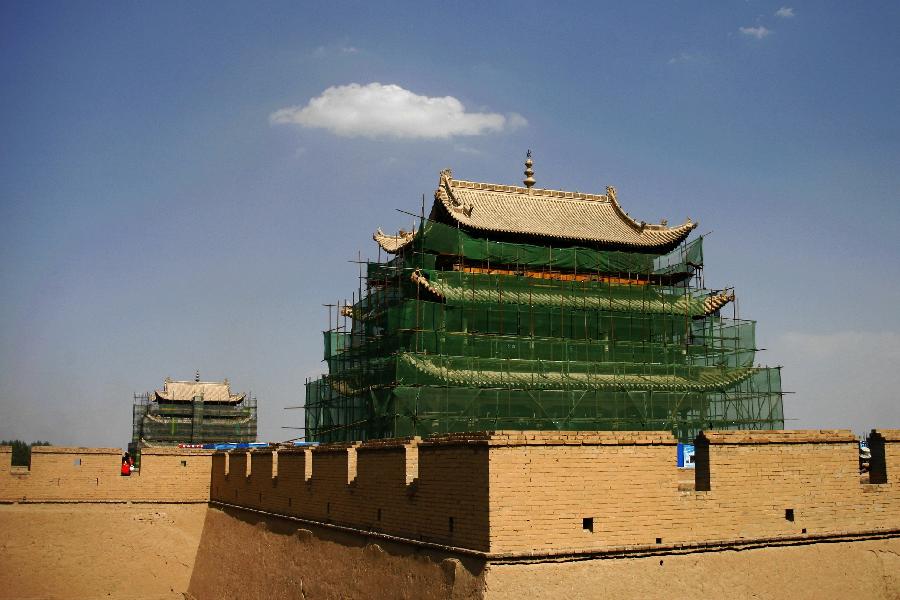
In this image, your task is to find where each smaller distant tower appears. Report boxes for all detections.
[130,375,257,457]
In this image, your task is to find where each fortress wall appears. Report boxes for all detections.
[886,430,900,478]
[869,429,900,485]
[489,430,900,554]
[211,437,492,552]
[183,504,900,600]
[210,430,900,555]
[487,432,686,552]
[415,438,490,551]
[0,446,212,503]
[691,431,872,539]
[186,505,486,600]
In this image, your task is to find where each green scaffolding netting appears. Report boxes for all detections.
[305,369,783,444]
[372,219,703,279]
[306,227,782,444]
[411,268,730,316]
[132,395,257,445]
[333,300,756,369]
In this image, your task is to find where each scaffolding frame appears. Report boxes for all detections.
[303,210,784,444]
[131,391,258,446]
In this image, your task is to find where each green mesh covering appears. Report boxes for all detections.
[131,394,257,445]
[375,220,703,278]
[306,218,782,443]
[412,269,730,316]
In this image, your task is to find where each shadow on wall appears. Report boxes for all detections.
[186,505,487,600]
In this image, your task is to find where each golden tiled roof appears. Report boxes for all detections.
[399,353,755,392]
[154,378,245,404]
[409,269,734,318]
[373,228,415,253]
[433,169,696,249]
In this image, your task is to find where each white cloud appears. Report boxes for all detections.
[311,44,360,58]
[668,52,708,65]
[270,83,527,139]
[775,7,795,18]
[739,25,772,39]
[453,144,484,155]
[506,112,528,130]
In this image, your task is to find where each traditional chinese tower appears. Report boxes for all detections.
[131,374,257,454]
[305,154,783,442]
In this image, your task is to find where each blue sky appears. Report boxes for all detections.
[1,1,898,446]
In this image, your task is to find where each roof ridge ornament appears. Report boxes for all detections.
[606,185,617,203]
[523,150,535,189]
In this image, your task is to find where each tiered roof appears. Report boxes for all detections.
[376,168,697,254]
[154,377,245,404]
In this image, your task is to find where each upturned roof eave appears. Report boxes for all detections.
[434,169,697,250]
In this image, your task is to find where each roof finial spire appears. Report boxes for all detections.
[195,369,200,382]
[523,150,535,189]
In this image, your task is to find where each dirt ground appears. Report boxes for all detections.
[0,503,207,600]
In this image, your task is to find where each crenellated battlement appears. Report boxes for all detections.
[208,429,900,556]
[3,429,899,556]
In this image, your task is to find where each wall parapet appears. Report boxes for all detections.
[209,430,900,556]
[31,447,123,455]
[0,445,213,503]
[5,428,899,556]
[419,431,677,447]
[698,430,857,444]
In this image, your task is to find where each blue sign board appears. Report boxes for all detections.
[677,443,696,468]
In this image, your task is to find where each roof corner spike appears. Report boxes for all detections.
[523,150,535,189]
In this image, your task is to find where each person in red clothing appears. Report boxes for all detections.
[120,456,131,476]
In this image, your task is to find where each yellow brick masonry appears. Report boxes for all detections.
[488,431,680,552]
[210,429,900,555]
[487,429,900,554]
[0,446,213,502]
[211,437,491,551]
[8,429,896,555]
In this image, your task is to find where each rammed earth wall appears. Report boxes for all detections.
[208,430,900,556]
[2,430,899,554]
[2,431,900,599]
[211,437,491,551]
[0,446,213,503]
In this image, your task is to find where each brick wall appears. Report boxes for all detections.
[12,429,894,552]
[487,431,683,552]
[0,446,213,503]
[488,429,900,554]
[211,436,491,551]
[209,430,900,555]
[868,429,900,485]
